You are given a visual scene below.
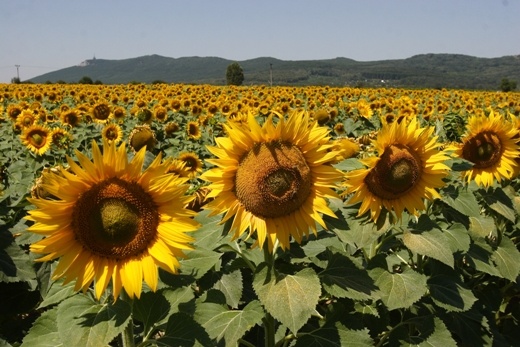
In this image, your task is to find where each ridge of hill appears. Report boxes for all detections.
[29,53,520,90]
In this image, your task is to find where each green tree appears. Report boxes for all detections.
[78,76,93,84]
[500,78,517,92]
[10,77,20,84]
[226,62,244,86]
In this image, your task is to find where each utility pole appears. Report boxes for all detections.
[15,65,20,80]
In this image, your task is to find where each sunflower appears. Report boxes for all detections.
[15,109,37,129]
[186,121,202,140]
[20,124,53,155]
[178,152,203,178]
[51,128,73,149]
[91,102,112,122]
[129,125,156,152]
[452,110,519,187]
[102,123,123,144]
[343,117,450,221]
[200,110,342,251]
[166,159,190,178]
[26,140,199,300]
[60,109,82,127]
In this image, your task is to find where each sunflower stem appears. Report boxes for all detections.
[262,242,277,347]
[120,290,136,347]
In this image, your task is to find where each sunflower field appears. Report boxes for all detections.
[1,82,520,347]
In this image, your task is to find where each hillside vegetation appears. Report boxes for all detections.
[28,53,520,90]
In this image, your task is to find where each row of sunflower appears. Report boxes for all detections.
[1,83,520,346]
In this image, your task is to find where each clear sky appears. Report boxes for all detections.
[1,0,518,83]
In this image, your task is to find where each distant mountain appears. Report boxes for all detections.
[28,53,520,90]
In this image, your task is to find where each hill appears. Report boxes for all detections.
[28,53,520,90]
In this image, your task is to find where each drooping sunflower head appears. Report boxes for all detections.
[129,125,156,152]
[164,122,180,137]
[201,110,342,252]
[453,111,519,187]
[26,139,200,300]
[343,117,450,222]
[20,124,52,155]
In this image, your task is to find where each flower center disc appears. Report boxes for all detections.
[72,177,159,259]
[462,131,502,169]
[235,141,312,219]
[365,144,422,199]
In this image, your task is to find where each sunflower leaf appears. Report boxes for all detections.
[370,267,427,310]
[21,306,63,347]
[442,186,481,217]
[293,322,373,347]
[159,312,214,347]
[320,251,380,301]
[38,279,76,309]
[402,228,454,268]
[479,187,516,222]
[428,274,477,312]
[56,294,131,347]
[443,223,471,253]
[212,269,243,309]
[492,236,520,281]
[253,264,321,334]
[194,300,263,346]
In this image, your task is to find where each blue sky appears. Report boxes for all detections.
[1,0,518,83]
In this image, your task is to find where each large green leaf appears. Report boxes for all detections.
[133,287,194,338]
[194,300,263,346]
[333,216,388,249]
[0,242,36,283]
[402,228,454,268]
[443,223,471,253]
[405,318,457,346]
[253,265,321,334]
[212,269,243,309]
[370,267,427,310]
[492,236,520,281]
[442,186,481,217]
[468,215,496,239]
[159,312,214,347]
[428,274,477,312]
[192,209,226,249]
[179,248,222,279]
[294,322,373,347]
[38,279,76,309]
[320,252,379,300]
[21,306,62,347]
[480,186,516,222]
[56,294,131,347]
[465,241,500,277]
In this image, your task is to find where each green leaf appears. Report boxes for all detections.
[212,269,243,309]
[180,248,221,279]
[492,236,520,281]
[21,306,63,347]
[0,242,36,283]
[195,300,264,346]
[464,241,500,277]
[253,265,321,334]
[442,186,480,217]
[480,186,516,222]
[428,274,477,312]
[402,228,454,268]
[468,215,496,239]
[294,322,373,347]
[333,216,387,249]
[56,294,131,347]
[133,292,167,336]
[320,252,379,300]
[443,223,471,253]
[416,318,457,346]
[192,209,226,249]
[38,279,76,309]
[159,312,214,347]
[370,267,427,310]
